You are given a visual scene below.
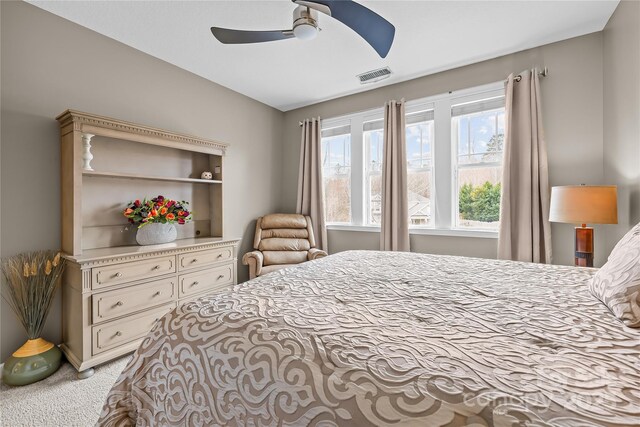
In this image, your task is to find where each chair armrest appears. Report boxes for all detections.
[242,251,264,280]
[308,248,328,261]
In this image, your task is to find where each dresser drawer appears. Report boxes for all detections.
[178,247,233,271]
[178,263,234,298]
[92,277,176,323]
[92,256,175,289]
[92,303,175,355]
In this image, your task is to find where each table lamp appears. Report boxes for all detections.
[549,185,618,267]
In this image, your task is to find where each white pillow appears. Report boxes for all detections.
[589,223,640,327]
[608,222,640,261]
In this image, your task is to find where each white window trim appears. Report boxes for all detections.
[326,224,498,239]
[322,81,504,236]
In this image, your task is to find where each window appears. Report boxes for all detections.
[406,111,434,227]
[362,112,434,227]
[364,120,383,224]
[321,82,504,234]
[453,101,504,230]
[321,125,351,224]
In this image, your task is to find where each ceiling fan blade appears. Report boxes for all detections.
[293,0,395,58]
[211,27,294,44]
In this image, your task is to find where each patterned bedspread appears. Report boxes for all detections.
[98,251,640,426]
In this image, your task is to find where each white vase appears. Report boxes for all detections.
[136,223,177,245]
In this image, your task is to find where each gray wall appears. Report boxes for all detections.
[0,2,284,361]
[603,0,640,248]
[282,33,606,267]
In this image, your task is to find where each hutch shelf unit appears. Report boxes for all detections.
[57,110,239,378]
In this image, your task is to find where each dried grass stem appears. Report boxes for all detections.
[1,251,66,339]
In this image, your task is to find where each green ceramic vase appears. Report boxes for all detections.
[2,338,62,386]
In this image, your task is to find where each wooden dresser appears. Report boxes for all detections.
[62,238,238,377]
[56,110,239,378]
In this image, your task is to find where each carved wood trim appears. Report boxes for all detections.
[56,109,228,155]
[65,240,241,268]
[82,269,92,292]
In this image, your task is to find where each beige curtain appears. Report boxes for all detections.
[498,70,552,263]
[296,118,328,252]
[380,100,410,251]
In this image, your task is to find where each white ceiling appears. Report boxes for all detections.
[28,0,619,111]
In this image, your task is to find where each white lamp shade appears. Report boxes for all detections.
[549,185,618,224]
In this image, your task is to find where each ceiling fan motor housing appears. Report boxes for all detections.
[292,6,319,40]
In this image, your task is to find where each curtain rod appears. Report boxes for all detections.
[514,67,549,82]
[298,118,322,126]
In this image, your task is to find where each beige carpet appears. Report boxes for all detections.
[0,356,130,427]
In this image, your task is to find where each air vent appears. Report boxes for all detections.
[357,67,391,84]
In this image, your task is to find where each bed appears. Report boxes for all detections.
[98,250,640,426]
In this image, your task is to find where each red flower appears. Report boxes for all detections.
[123,196,190,228]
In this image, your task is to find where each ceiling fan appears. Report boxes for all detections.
[210,0,395,58]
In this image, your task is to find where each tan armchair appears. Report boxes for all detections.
[242,213,328,279]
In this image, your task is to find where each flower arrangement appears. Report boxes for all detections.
[123,195,192,228]
[1,251,66,339]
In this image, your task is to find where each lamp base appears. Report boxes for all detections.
[575,225,594,267]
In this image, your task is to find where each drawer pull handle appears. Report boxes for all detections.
[115,331,122,337]
[154,318,160,322]
[152,265,161,270]
[116,301,124,307]
[153,291,161,297]
[115,272,123,278]
[191,259,198,263]
[192,281,199,286]
[217,274,225,280]
[217,254,223,258]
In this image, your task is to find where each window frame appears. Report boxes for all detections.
[450,90,505,232]
[321,81,505,237]
[363,128,381,226]
[320,124,353,225]
[404,102,436,229]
